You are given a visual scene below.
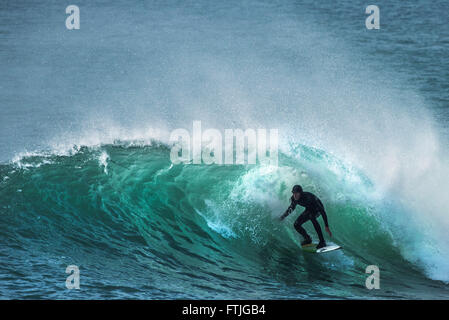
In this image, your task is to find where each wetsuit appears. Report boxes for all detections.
[281,192,329,244]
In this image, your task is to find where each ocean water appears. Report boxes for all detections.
[1,0,449,299]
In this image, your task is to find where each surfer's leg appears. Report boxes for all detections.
[294,211,311,241]
[310,215,325,245]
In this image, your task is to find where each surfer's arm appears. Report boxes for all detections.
[318,203,332,236]
[316,198,329,227]
[321,209,329,228]
[280,197,296,220]
[280,207,292,220]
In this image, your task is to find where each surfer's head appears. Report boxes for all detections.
[292,185,303,200]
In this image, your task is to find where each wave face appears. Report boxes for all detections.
[1,143,448,299]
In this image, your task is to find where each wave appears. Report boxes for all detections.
[1,141,448,299]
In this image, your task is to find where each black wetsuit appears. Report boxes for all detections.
[282,192,329,244]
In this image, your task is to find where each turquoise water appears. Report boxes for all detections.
[1,0,449,299]
[1,144,447,299]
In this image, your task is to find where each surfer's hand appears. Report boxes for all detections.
[279,211,288,221]
[279,208,290,221]
[325,227,332,237]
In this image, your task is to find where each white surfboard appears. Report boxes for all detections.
[301,243,342,253]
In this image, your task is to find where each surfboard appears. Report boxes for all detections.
[301,243,342,253]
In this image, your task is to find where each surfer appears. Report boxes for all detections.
[280,185,332,249]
